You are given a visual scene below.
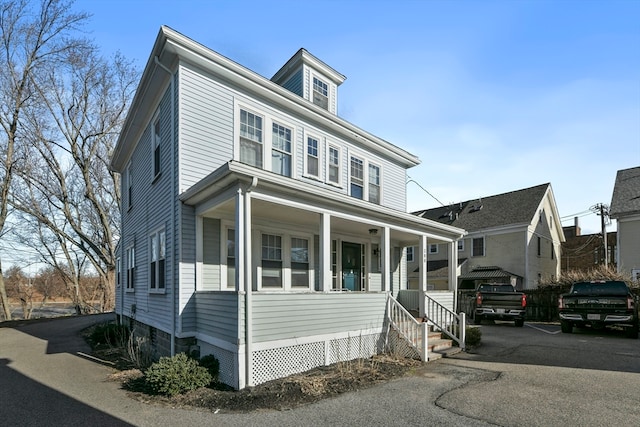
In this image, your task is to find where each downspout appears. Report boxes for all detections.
[154,56,177,355]
[245,177,258,387]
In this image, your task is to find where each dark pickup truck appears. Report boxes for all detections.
[559,280,639,338]
[461,283,527,327]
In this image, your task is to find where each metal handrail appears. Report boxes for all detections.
[424,294,466,350]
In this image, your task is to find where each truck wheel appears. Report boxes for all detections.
[560,321,572,334]
[515,319,524,327]
[474,314,483,325]
[624,324,638,339]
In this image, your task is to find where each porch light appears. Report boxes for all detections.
[369,228,378,235]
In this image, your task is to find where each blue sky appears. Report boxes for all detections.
[76,0,639,235]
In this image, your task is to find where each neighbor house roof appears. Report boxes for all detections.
[413,183,551,232]
[458,266,522,281]
[610,166,640,218]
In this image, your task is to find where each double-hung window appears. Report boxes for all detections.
[239,109,263,168]
[271,122,292,177]
[350,156,364,199]
[429,244,438,254]
[126,245,135,290]
[406,246,415,263]
[116,257,121,288]
[291,237,309,288]
[312,76,329,110]
[150,230,166,291]
[261,234,282,288]
[152,114,161,178]
[472,237,485,257]
[306,137,319,177]
[328,145,340,185]
[368,164,381,204]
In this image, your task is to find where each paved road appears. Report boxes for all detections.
[1,316,639,426]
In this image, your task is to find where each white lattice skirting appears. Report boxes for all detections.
[197,341,238,388]
[251,332,384,386]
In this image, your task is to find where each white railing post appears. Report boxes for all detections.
[460,312,466,351]
[421,322,428,361]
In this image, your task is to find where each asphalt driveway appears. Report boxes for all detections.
[1,316,639,426]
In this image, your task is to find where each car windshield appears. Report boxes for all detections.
[570,281,628,296]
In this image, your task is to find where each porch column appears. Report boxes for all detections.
[235,188,244,292]
[418,235,427,318]
[243,187,254,387]
[448,240,459,311]
[319,213,331,292]
[381,226,390,292]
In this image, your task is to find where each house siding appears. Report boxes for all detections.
[202,217,222,290]
[179,63,234,191]
[195,291,241,344]
[251,293,387,343]
[280,68,303,97]
[617,216,640,276]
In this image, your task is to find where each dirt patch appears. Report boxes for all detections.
[102,352,421,413]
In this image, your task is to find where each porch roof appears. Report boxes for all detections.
[180,161,466,242]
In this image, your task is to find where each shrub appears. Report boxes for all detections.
[90,322,129,347]
[144,353,212,396]
[199,354,220,384]
[465,326,482,348]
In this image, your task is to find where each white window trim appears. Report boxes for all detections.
[406,246,415,263]
[457,239,465,252]
[235,103,265,169]
[325,143,342,187]
[125,243,135,292]
[310,72,331,110]
[149,227,166,294]
[126,162,132,210]
[268,117,296,178]
[116,256,121,288]
[220,222,237,290]
[348,150,383,204]
[429,244,439,254]
[304,131,323,180]
[472,236,485,257]
[255,227,315,292]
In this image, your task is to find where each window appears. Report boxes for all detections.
[350,156,364,199]
[271,122,292,177]
[551,244,555,260]
[150,230,166,291]
[429,244,438,254]
[226,228,236,288]
[328,145,340,184]
[472,237,484,257]
[126,245,135,290]
[368,164,381,204]
[153,114,161,178]
[291,237,309,288]
[537,236,541,257]
[306,137,319,177]
[331,240,338,290]
[239,109,263,167]
[406,246,415,263]
[116,257,121,288]
[126,163,133,209]
[312,76,329,109]
[458,240,464,251]
[261,234,282,287]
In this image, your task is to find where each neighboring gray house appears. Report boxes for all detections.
[412,183,565,290]
[610,166,640,282]
[109,27,465,389]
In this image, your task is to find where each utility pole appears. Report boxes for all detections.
[591,203,610,267]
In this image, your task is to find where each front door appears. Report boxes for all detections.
[342,242,362,291]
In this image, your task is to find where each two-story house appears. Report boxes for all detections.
[412,183,565,290]
[109,27,465,390]
[610,166,640,282]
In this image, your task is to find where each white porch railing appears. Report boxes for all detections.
[424,294,466,350]
[386,295,428,361]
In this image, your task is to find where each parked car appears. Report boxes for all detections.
[460,283,527,327]
[558,280,639,339]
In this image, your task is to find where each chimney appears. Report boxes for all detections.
[574,216,581,236]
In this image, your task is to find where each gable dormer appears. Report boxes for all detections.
[271,48,346,115]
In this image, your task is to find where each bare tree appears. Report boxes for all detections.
[11,38,137,313]
[0,0,89,320]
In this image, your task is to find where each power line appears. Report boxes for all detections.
[406,176,445,207]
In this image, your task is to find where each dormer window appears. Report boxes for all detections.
[312,77,329,110]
